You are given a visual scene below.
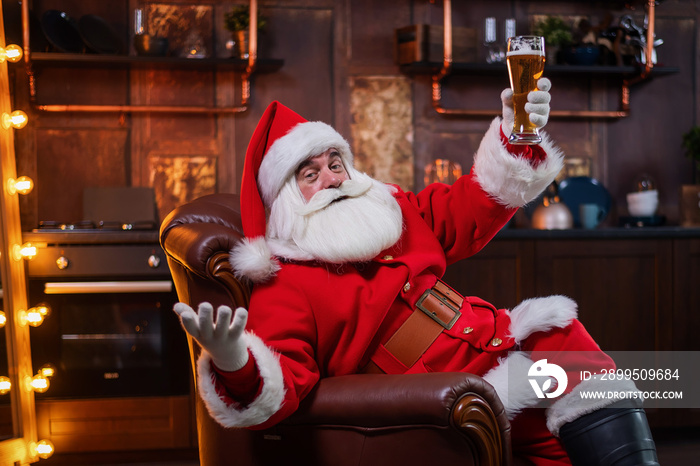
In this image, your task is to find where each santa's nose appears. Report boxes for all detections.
[319,168,343,189]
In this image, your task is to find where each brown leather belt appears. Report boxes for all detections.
[364,279,463,374]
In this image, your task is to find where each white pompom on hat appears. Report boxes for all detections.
[231,101,353,283]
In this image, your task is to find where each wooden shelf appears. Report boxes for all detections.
[400,61,680,78]
[30,52,284,72]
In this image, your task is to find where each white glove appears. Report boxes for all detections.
[173,302,250,372]
[501,77,552,138]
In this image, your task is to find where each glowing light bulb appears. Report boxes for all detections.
[0,376,10,395]
[30,439,55,459]
[7,176,34,195]
[1,110,28,129]
[34,304,50,316]
[12,242,37,261]
[19,305,50,327]
[20,308,47,327]
[0,310,6,327]
[0,44,22,63]
[39,364,56,379]
[25,373,50,393]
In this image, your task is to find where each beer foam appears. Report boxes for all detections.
[506,49,545,57]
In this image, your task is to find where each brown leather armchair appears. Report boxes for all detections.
[160,193,513,466]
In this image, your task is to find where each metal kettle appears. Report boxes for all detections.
[531,181,573,230]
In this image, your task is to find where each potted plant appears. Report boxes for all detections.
[224,4,267,58]
[532,16,573,64]
[680,126,700,226]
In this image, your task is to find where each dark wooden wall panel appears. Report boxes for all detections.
[443,239,536,310]
[672,239,700,351]
[534,239,673,352]
[35,128,128,222]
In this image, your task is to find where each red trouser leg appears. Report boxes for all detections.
[510,408,571,465]
[509,319,617,464]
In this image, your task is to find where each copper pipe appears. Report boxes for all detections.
[31,104,249,114]
[21,0,257,114]
[434,0,452,82]
[643,0,655,78]
[432,79,630,119]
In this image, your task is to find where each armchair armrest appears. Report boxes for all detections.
[160,193,250,309]
[288,373,512,465]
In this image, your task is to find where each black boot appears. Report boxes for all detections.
[559,399,659,466]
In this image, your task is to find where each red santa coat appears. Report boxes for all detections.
[195,119,621,435]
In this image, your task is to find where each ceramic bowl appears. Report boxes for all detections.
[627,190,659,217]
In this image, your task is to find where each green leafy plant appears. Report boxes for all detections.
[532,16,573,47]
[682,126,700,181]
[224,5,267,32]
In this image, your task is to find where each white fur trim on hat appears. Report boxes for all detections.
[482,352,543,420]
[474,117,564,208]
[546,375,640,436]
[230,236,281,283]
[507,295,578,345]
[196,331,286,428]
[258,121,353,207]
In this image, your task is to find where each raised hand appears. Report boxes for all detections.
[173,302,250,372]
[501,77,552,138]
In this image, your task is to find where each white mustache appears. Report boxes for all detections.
[295,178,373,217]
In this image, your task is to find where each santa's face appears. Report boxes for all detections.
[295,148,349,202]
[266,163,404,264]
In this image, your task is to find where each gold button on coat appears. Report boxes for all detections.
[403,282,411,292]
[463,327,473,334]
[491,337,503,347]
[382,255,393,261]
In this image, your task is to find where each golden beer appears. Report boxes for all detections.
[506,37,545,144]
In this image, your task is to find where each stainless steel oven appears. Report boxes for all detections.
[23,228,190,400]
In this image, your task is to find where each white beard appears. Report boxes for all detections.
[266,169,404,264]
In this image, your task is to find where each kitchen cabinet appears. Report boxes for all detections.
[443,228,700,428]
[445,228,700,351]
[35,395,194,454]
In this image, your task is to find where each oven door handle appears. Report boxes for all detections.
[44,280,173,294]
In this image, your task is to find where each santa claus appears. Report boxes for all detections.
[174,82,659,465]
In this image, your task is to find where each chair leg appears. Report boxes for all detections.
[559,399,659,466]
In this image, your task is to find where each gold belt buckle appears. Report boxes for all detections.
[415,288,462,330]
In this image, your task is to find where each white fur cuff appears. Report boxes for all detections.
[196,331,286,428]
[482,352,543,420]
[507,295,578,345]
[474,117,564,208]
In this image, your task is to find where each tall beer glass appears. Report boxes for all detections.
[506,36,545,145]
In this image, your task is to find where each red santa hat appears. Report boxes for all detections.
[232,101,353,282]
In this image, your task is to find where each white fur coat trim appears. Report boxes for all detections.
[229,236,281,284]
[258,121,353,207]
[507,295,578,345]
[482,352,543,420]
[546,375,640,436]
[196,331,286,428]
[474,117,564,209]
[482,295,578,419]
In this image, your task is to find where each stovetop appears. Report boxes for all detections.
[24,220,161,245]
[34,220,158,232]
